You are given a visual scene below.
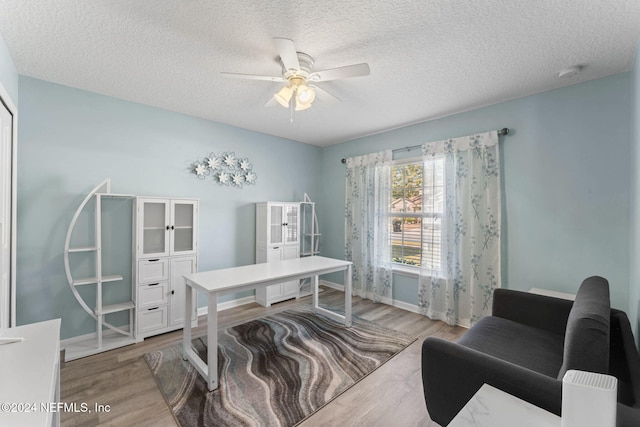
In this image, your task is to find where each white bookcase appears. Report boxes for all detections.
[255,202,300,306]
[133,197,198,338]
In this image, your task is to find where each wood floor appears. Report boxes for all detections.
[60,287,466,426]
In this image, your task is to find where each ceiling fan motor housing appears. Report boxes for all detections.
[281,52,314,80]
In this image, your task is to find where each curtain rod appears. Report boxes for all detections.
[340,127,509,164]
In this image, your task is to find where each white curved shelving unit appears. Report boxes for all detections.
[300,193,320,257]
[299,193,321,297]
[63,178,136,361]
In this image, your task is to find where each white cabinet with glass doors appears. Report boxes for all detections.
[255,202,300,306]
[134,197,198,338]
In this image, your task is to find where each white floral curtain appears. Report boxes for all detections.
[345,150,393,301]
[418,131,501,327]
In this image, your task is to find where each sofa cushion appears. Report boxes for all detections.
[457,315,565,378]
[557,276,611,380]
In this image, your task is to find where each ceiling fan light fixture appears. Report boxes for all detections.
[274,85,293,107]
[294,100,312,111]
[295,84,315,110]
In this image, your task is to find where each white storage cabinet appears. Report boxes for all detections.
[134,197,198,338]
[255,202,300,306]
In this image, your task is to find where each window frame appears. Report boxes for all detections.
[390,156,444,274]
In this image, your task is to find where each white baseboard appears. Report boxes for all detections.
[197,295,257,317]
[60,325,137,351]
[319,280,422,314]
[62,283,423,349]
[319,280,344,291]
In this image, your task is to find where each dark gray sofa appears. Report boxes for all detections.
[421,276,640,426]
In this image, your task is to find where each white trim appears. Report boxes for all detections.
[0,79,16,328]
[60,325,138,351]
[392,264,419,277]
[61,296,259,348]
[391,298,422,314]
[318,279,343,291]
[320,279,424,315]
[197,295,256,317]
[392,155,422,165]
[62,282,433,349]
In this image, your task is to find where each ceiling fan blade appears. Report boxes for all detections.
[273,37,300,71]
[309,63,370,82]
[264,97,278,107]
[221,72,285,82]
[311,85,341,103]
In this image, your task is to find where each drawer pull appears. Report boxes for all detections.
[148,259,160,262]
[147,307,159,311]
[148,283,160,286]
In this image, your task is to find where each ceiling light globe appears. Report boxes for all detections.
[295,101,312,111]
[274,85,293,107]
[296,85,315,105]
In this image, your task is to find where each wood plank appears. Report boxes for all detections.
[60,287,466,426]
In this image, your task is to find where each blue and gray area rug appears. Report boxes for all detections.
[144,306,414,426]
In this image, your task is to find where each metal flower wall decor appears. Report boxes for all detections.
[192,152,257,188]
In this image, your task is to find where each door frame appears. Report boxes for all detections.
[0,80,17,328]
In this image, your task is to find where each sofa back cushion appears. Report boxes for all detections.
[557,276,611,380]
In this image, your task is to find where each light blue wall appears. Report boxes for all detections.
[17,76,321,339]
[0,32,17,103]
[13,66,637,340]
[631,38,640,341]
[318,73,632,312]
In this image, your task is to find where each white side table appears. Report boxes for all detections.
[448,384,560,427]
[529,287,576,300]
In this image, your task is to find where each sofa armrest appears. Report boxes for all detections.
[492,288,574,335]
[617,403,640,427]
[421,336,562,426]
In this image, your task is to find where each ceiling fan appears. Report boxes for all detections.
[221,38,370,111]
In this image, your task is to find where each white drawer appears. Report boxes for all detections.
[138,258,169,283]
[138,305,168,335]
[138,281,168,308]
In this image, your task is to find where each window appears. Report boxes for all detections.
[390,156,444,271]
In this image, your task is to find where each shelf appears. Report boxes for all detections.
[301,251,320,257]
[303,233,321,237]
[95,192,135,199]
[72,274,124,287]
[64,333,137,361]
[144,226,166,230]
[100,301,135,315]
[68,246,97,253]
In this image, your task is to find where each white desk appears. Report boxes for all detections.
[182,255,353,391]
[0,319,61,427]
[448,384,560,427]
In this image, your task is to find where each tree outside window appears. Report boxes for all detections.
[390,158,443,270]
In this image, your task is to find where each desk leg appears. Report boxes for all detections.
[344,265,352,327]
[207,292,218,391]
[312,274,319,312]
[182,281,193,360]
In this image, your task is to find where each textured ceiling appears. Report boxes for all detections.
[1,1,639,146]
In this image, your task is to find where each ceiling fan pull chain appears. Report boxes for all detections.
[290,102,294,123]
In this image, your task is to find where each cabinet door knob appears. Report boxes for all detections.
[171,290,175,295]
[166,225,170,230]
[171,225,175,230]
